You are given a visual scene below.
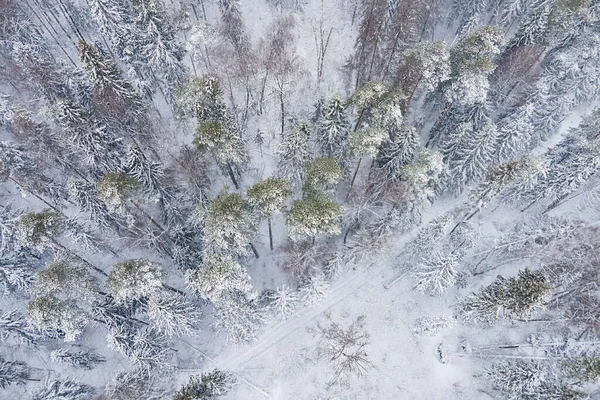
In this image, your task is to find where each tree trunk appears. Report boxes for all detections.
[268,216,274,251]
[349,157,363,190]
[226,163,239,189]
[280,89,285,137]
[250,242,259,258]
[162,283,186,296]
[49,237,109,277]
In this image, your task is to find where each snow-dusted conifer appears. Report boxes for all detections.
[0,357,30,388]
[97,172,141,213]
[458,269,551,323]
[277,122,312,188]
[286,192,342,239]
[397,41,450,98]
[347,128,387,159]
[16,210,63,251]
[269,285,298,320]
[107,259,162,302]
[27,295,89,341]
[173,369,235,400]
[32,379,94,400]
[147,292,201,337]
[50,348,106,370]
[413,252,459,296]
[299,271,329,306]
[407,214,453,258]
[202,188,257,256]
[303,157,344,194]
[376,125,419,179]
[185,253,253,301]
[213,290,265,343]
[445,25,503,106]
[485,360,547,395]
[124,144,165,197]
[68,179,113,227]
[443,122,498,194]
[246,177,291,250]
[318,97,350,158]
[130,327,172,372]
[0,309,38,344]
[31,259,97,299]
[78,40,139,101]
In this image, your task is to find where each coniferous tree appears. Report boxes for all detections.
[303,157,344,195]
[27,295,89,342]
[376,125,419,179]
[108,259,163,303]
[213,290,265,344]
[277,122,313,189]
[0,357,31,388]
[0,309,38,345]
[173,369,234,400]
[201,188,257,257]
[16,210,64,251]
[147,292,201,337]
[185,253,253,301]
[246,177,292,250]
[286,192,342,240]
[50,348,106,370]
[443,122,499,194]
[31,259,98,300]
[413,252,459,296]
[317,97,350,158]
[32,379,94,400]
[458,269,551,323]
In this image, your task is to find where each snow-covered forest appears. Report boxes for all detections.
[1,0,600,398]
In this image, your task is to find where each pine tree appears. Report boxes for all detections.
[97,172,142,213]
[27,295,89,341]
[277,122,313,189]
[413,252,459,296]
[286,192,342,239]
[16,210,64,251]
[0,357,31,388]
[147,292,201,337]
[68,179,114,227]
[32,259,98,300]
[445,25,504,106]
[185,253,253,301]
[317,97,350,158]
[107,259,163,302]
[50,348,106,370]
[173,369,235,400]
[201,188,257,257]
[396,41,450,99]
[32,379,94,400]
[246,177,292,250]
[303,157,344,195]
[495,102,536,162]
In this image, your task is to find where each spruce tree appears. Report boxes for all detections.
[0,357,31,388]
[277,122,313,189]
[173,369,234,400]
[317,97,350,158]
